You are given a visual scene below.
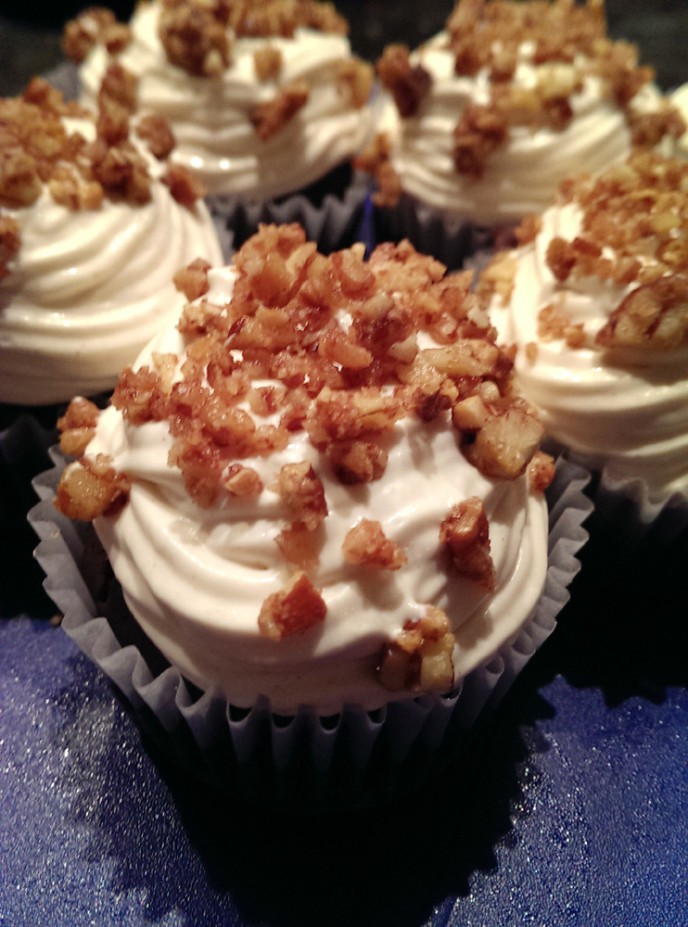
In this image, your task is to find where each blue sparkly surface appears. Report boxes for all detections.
[2,529,687,927]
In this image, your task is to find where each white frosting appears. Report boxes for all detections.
[0,116,223,406]
[490,203,688,499]
[86,266,549,714]
[671,83,688,158]
[78,3,372,198]
[386,32,668,226]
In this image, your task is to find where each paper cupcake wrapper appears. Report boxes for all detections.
[207,169,370,258]
[558,445,688,550]
[30,451,591,809]
[370,194,518,271]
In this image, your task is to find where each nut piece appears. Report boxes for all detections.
[0,214,20,280]
[274,461,328,530]
[462,407,544,481]
[257,571,327,640]
[596,275,688,349]
[55,455,129,521]
[377,44,431,118]
[57,396,101,457]
[250,82,309,141]
[342,519,407,570]
[439,497,496,591]
[378,606,455,693]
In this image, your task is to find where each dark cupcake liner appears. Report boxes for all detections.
[30,450,591,811]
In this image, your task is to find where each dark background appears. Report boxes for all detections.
[1,0,688,94]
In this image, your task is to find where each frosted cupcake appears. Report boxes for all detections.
[63,1,374,248]
[32,225,591,805]
[485,151,688,525]
[359,0,685,268]
[0,78,223,409]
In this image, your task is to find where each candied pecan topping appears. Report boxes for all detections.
[376,0,683,181]
[377,44,432,118]
[253,45,283,81]
[249,82,309,140]
[0,214,20,280]
[99,61,138,113]
[88,138,151,203]
[174,257,212,300]
[57,397,101,457]
[159,0,232,76]
[227,0,348,38]
[378,606,455,693]
[162,163,205,206]
[58,224,549,659]
[439,497,495,591]
[135,114,176,160]
[273,461,327,531]
[55,454,130,521]
[453,104,508,178]
[62,6,122,62]
[540,152,688,349]
[0,80,185,220]
[342,519,407,571]
[325,440,388,485]
[354,132,402,209]
[224,464,264,498]
[337,59,374,109]
[257,571,327,640]
[528,450,556,493]
[596,275,688,349]
[459,404,545,481]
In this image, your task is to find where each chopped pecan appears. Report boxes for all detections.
[250,82,309,141]
[378,606,455,693]
[55,455,129,521]
[57,396,101,458]
[257,571,327,640]
[439,497,495,591]
[342,519,407,570]
[377,44,431,118]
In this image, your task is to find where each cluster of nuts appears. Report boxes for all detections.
[363,0,685,205]
[56,223,553,693]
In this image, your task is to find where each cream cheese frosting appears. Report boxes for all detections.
[0,112,223,406]
[374,0,684,226]
[57,229,550,714]
[487,155,688,500]
[76,2,373,199]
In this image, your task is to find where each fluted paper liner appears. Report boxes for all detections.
[30,451,591,809]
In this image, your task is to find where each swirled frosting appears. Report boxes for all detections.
[375,0,683,226]
[488,154,688,500]
[77,2,372,198]
[0,115,223,406]
[60,229,550,714]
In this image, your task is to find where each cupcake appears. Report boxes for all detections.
[359,0,685,269]
[485,150,688,527]
[0,77,224,411]
[32,224,591,806]
[63,1,374,249]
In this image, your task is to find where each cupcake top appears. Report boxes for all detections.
[485,151,688,501]
[0,78,223,406]
[361,0,685,226]
[64,0,374,198]
[55,224,552,713]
